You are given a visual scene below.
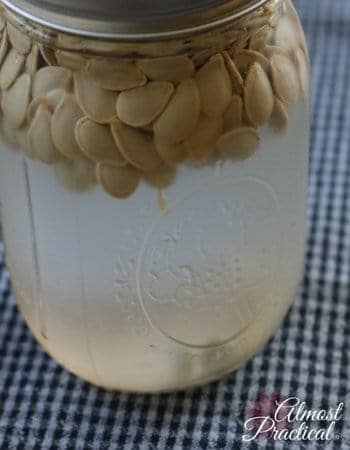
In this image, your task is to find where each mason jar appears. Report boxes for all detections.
[0,0,310,392]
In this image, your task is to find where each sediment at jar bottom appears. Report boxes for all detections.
[0,0,309,200]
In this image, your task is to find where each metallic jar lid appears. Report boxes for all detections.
[0,0,269,39]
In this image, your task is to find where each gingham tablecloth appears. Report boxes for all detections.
[1,1,350,448]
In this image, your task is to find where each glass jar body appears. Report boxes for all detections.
[0,0,310,392]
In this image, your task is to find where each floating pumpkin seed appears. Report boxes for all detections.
[270,97,288,132]
[97,163,140,198]
[270,53,299,105]
[245,62,274,127]
[51,94,83,159]
[7,22,31,54]
[88,58,146,91]
[75,117,126,165]
[55,156,96,192]
[39,44,57,66]
[222,51,244,95]
[184,115,222,162]
[0,48,25,89]
[217,126,260,160]
[0,28,8,66]
[293,47,309,99]
[234,50,270,76]
[137,55,195,83]
[116,81,174,127]
[74,73,118,124]
[111,119,162,171]
[28,104,61,164]
[249,25,274,51]
[1,72,31,128]
[25,45,39,75]
[32,66,71,99]
[196,54,231,118]
[27,88,65,122]
[143,165,176,189]
[261,44,289,60]
[55,50,88,71]
[154,78,200,145]
[274,16,299,54]
[155,139,187,166]
[223,95,243,132]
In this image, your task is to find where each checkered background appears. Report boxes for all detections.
[1,0,350,448]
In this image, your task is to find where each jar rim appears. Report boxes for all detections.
[1,0,271,40]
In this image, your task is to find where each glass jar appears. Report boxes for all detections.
[0,0,310,392]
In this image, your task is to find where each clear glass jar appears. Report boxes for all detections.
[0,0,310,392]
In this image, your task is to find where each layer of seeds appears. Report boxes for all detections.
[0,0,309,199]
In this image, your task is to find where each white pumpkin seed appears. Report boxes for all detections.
[270,53,299,105]
[97,163,140,198]
[137,55,195,83]
[245,62,274,126]
[293,47,309,99]
[51,93,83,159]
[27,88,65,122]
[25,45,39,75]
[0,28,8,66]
[111,119,162,171]
[217,126,260,159]
[75,117,126,165]
[222,51,244,95]
[88,58,146,91]
[234,49,270,76]
[154,78,200,145]
[270,97,288,132]
[74,72,118,124]
[155,139,187,166]
[55,156,96,192]
[116,81,174,127]
[32,66,71,99]
[28,104,61,164]
[0,48,25,89]
[274,16,299,54]
[1,72,31,128]
[55,50,88,71]
[223,95,243,131]
[260,45,289,60]
[7,22,31,55]
[249,25,274,51]
[184,115,222,162]
[196,54,231,118]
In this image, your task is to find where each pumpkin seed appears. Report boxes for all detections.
[97,163,140,198]
[270,53,299,105]
[32,66,71,99]
[293,47,309,99]
[0,13,5,32]
[260,45,289,60]
[1,72,31,128]
[25,45,39,75]
[55,50,88,71]
[137,55,195,83]
[270,97,288,132]
[222,51,244,95]
[223,95,243,131]
[7,22,31,55]
[234,49,270,76]
[39,44,58,66]
[55,156,96,192]
[155,139,187,166]
[0,48,25,89]
[27,88,65,122]
[116,81,174,127]
[28,104,61,164]
[245,62,274,126]
[249,25,274,51]
[111,119,162,171]
[154,78,200,145]
[217,126,260,159]
[75,117,126,165]
[51,93,83,159]
[88,58,146,91]
[0,28,8,66]
[196,54,231,118]
[184,115,222,162]
[274,16,299,54]
[74,72,118,124]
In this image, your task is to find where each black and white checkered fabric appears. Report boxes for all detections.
[1,1,350,448]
